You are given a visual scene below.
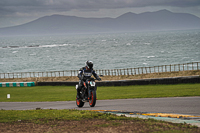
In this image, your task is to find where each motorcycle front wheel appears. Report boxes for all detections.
[76,98,84,107]
[89,90,96,107]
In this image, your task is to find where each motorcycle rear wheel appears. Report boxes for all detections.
[76,98,84,107]
[89,90,96,107]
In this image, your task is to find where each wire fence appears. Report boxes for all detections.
[0,62,199,79]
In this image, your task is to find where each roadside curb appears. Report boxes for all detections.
[95,110,200,127]
[37,75,200,86]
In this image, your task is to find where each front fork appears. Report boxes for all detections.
[88,88,92,100]
[83,81,96,100]
[88,86,97,100]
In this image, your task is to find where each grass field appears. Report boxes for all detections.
[0,83,200,102]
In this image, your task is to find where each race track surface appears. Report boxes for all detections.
[1,97,200,116]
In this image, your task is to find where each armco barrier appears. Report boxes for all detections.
[37,76,200,86]
[0,82,35,87]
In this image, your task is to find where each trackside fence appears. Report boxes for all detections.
[0,62,199,79]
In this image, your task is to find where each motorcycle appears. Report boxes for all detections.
[76,77,100,107]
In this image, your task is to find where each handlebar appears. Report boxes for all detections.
[85,77,101,82]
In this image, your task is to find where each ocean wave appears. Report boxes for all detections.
[0,43,70,49]
[147,56,155,58]
[12,51,18,53]
[39,44,70,48]
[141,56,155,58]
[1,45,26,49]
[27,45,40,48]
[144,43,151,45]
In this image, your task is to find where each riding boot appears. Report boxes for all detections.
[76,86,81,99]
[77,80,83,99]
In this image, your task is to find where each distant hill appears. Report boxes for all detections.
[0,9,200,36]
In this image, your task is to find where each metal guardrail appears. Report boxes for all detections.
[0,62,199,79]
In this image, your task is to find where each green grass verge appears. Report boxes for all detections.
[0,109,133,123]
[0,83,200,102]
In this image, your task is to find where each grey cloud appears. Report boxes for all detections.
[0,0,200,16]
[51,0,200,9]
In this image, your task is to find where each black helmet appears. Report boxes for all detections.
[85,60,93,69]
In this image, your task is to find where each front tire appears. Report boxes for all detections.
[89,90,96,107]
[76,98,84,107]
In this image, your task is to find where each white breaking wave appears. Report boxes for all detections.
[1,43,71,49]
[12,51,18,53]
[39,44,70,48]
[147,56,155,58]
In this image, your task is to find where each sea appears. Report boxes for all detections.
[0,29,200,73]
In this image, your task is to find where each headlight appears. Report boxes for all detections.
[90,81,96,86]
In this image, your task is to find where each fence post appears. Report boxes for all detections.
[192,62,194,70]
[163,65,164,72]
[173,64,175,72]
[134,68,136,75]
[170,65,171,72]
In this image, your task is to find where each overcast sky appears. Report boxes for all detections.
[0,0,200,28]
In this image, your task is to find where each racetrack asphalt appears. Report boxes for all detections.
[1,97,200,115]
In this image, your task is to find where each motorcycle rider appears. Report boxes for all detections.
[77,60,101,99]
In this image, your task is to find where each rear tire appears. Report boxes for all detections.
[76,98,84,107]
[89,90,96,107]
